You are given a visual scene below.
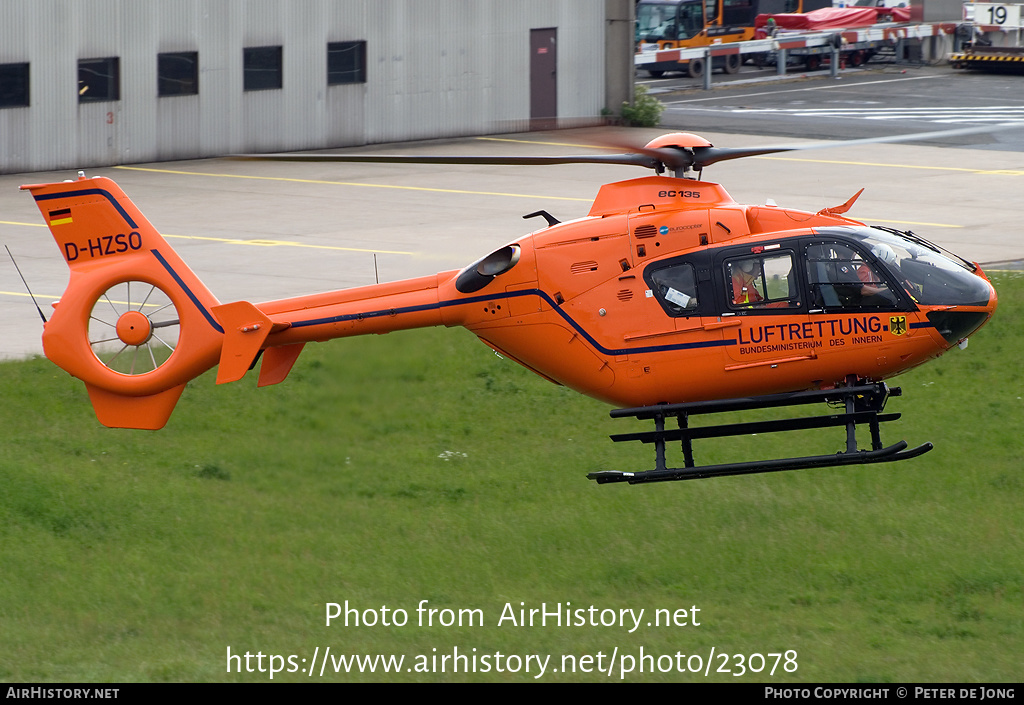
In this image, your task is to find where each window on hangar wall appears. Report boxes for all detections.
[244,46,283,91]
[0,63,30,108]
[327,41,366,84]
[78,57,120,102]
[158,51,199,96]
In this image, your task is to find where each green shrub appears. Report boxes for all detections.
[621,84,665,127]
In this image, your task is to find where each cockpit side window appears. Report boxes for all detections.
[805,242,899,310]
[648,262,699,316]
[725,252,799,310]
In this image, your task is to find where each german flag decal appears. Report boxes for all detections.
[48,208,73,226]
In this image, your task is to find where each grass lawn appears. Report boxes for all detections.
[1,272,1020,682]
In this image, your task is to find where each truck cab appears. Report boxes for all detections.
[636,0,831,47]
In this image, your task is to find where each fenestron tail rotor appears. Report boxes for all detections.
[88,281,181,376]
[21,175,227,430]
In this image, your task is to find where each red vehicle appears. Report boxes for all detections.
[636,0,832,75]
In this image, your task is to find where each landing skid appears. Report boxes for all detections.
[589,382,932,485]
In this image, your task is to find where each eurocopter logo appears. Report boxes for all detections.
[889,316,908,336]
[659,224,702,235]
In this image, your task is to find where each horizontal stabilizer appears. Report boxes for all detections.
[213,301,273,384]
[85,383,186,430]
[258,343,305,387]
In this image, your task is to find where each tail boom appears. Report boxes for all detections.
[213,275,451,384]
[257,273,451,343]
[23,175,463,429]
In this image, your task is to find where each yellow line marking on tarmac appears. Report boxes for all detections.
[113,165,592,202]
[476,136,619,150]
[161,233,413,255]
[0,290,178,307]
[1,290,58,301]
[2,211,964,234]
[757,156,1024,174]
[972,169,1024,175]
[859,218,963,229]
[8,160,972,238]
[0,220,414,256]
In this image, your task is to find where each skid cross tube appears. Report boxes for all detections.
[589,383,933,485]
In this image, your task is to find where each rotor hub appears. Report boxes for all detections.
[115,310,153,346]
[643,132,713,151]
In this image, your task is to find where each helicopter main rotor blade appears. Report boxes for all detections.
[689,121,1024,169]
[231,152,663,169]
[230,122,1024,175]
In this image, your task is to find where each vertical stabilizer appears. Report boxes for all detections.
[20,175,225,428]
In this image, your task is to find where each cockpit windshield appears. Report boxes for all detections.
[821,226,991,307]
[637,2,678,41]
[636,1,704,42]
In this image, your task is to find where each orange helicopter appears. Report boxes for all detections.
[20,129,1000,484]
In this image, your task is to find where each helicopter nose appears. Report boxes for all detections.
[924,272,997,347]
[986,277,998,315]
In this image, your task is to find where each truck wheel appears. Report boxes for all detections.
[723,54,741,74]
[687,58,705,79]
[804,55,821,71]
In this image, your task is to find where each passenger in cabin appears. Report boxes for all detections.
[731,259,764,305]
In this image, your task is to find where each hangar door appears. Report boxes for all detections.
[530,28,557,129]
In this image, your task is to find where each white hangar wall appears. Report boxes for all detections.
[0,0,612,174]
